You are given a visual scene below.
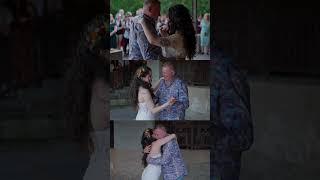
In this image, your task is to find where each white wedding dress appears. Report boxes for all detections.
[141,154,162,180]
[135,102,156,120]
[83,130,108,180]
[161,33,187,60]
[162,46,186,60]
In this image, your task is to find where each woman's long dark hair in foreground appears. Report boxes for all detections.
[168,4,196,60]
[141,128,156,167]
[129,65,155,110]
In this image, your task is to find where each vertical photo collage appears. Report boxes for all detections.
[2,0,318,179]
[110,0,211,180]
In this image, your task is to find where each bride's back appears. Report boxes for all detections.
[136,86,155,120]
[138,86,154,104]
[161,32,187,60]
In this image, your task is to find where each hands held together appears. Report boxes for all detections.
[165,97,176,107]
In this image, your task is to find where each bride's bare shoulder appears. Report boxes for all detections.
[139,86,150,94]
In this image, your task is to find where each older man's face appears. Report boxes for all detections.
[162,66,174,81]
[150,3,161,19]
[152,128,166,139]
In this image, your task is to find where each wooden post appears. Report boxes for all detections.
[193,0,197,31]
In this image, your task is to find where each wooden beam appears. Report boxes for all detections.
[192,0,197,30]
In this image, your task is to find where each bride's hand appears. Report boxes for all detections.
[170,133,176,138]
[159,27,169,37]
[164,97,175,107]
[168,97,176,106]
[143,145,151,154]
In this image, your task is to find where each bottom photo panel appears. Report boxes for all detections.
[110,121,211,180]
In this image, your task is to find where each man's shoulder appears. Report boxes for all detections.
[174,77,186,86]
[131,15,139,22]
[165,139,178,148]
[130,15,143,28]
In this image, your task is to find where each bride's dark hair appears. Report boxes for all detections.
[129,65,155,109]
[141,128,156,167]
[168,4,196,60]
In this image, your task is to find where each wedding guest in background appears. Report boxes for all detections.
[110,13,117,49]
[115,12,125,49]
[122,12,132,56]
[196,14,202,54]
[200,13,210,55]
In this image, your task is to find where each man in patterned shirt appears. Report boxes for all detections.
[210,48,254,180]
[129,0,162,60]
[155,62,189,120]
[145,124,188,180]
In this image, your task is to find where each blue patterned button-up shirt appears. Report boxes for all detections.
[147,139,188,180]
[211,48,253,151]
[128,14,162,60]
[155,77,189,120]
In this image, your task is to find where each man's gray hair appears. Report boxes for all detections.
[162,61,176,72]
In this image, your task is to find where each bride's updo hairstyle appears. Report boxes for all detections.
[141,128,156,167]
[129,65,155,109]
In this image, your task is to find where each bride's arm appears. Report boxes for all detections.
[140,18,173,48]
[149,99,170,114]
[152,77,164,93]
[153,134,176,147]
[140,88,171,114]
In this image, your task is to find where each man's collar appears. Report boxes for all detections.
[164,76,177,86]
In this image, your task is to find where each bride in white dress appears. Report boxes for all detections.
[141,128,176,180]
[129,66,176,120]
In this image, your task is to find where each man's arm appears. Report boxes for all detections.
[154,82,162,104]
[137,29,150,60]
[177,81,189,110]
[140,19,160,46]
[140,18,174,48]
[147,140,174,165]
[129,19,143,59]
[152,77,164,93]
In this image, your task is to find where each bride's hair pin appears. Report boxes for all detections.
[144,128,152,138]
[136,66,148,79]
[136,68,142,79]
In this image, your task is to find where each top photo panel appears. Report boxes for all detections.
[110,0,211,60]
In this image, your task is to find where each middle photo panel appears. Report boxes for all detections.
[110,60,210,120]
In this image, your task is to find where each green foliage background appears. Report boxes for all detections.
[110,0,210,16]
